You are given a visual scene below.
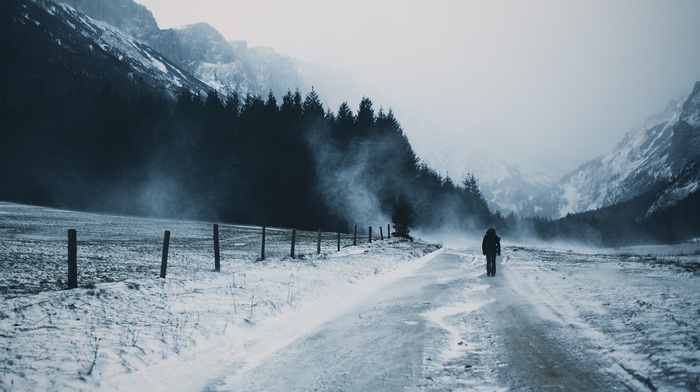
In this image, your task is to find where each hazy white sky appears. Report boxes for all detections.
[136,0,700,180]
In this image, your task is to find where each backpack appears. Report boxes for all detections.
[483,229,499,249]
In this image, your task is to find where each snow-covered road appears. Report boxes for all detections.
[483,264,618,390]
[207,250,464,391]
[206,247,699,391]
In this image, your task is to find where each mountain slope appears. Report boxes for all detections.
[0,0,213,207]
[58,0,361,107]
[523,82,700,219]
[480,162,557,216]
[11,0,211,97]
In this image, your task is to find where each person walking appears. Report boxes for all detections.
[482,228,501,276]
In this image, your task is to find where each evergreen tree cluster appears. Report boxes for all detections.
[0,81,494,233]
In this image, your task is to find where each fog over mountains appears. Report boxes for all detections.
[53,0,557,211]
[59,0,362,111]
[518,84,700,219]
[3,0,699,241]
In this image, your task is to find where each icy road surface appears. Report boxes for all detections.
[207,249,663,391]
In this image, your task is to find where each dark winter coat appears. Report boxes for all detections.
[482,228,501,256]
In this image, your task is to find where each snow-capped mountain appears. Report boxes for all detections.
[15,0,212,98]
[522,81,700,219]
[58,0,360,107]
[479,162,557,215]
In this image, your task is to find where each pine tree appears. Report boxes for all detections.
[204,90,223,112]
[225,91,241,118]
[302,87,324,119]
[280,89,303,119]
[376,107,401,134]
[335,101,355,143]
[462,172,483,200]
[392,194,416,240]
[265,90,278,114]
[356,96,375,134]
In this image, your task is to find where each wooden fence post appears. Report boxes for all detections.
[337,231,341,252]
[67,229,77,289]
[388,224,391,239]
[353,225,357,246]
[261,226,266,261]
[214,224,221,272]
[290,229,296,259]
[369,226,372,243]
[317,229,322,254]
[160,230,170,279]
[380,226,384,240]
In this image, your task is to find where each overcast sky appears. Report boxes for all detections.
[137,0,700,181]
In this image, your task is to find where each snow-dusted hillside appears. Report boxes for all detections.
[58,0,362,108]
[32,0,211,97]
[479,161,557,215]
[521,81,700,218]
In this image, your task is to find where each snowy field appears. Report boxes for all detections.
[0,202,439,391]
[1,202,700,391]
